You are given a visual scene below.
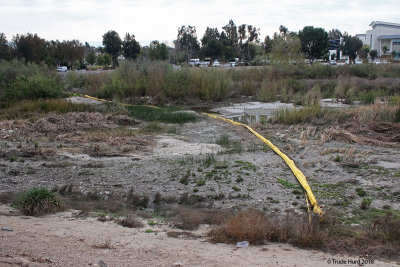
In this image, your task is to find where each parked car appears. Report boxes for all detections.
[354,59,363,65]
[329,60,337,65]
[211,60,220,67]
[229,58,239,67]
[57,66,68,72]
[189,59,201,67]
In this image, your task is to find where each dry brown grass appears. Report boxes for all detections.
[169,207,231,230]
[208,210,323,246]
[91,238,115,249]
[117,216,144,228]
[208,209,400,261]
[208,210,277,245]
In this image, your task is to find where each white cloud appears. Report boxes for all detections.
[0,0,399,45]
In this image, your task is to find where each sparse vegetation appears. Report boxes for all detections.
[209,209,400,260]
[128,105,197,124]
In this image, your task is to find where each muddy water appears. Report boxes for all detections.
[210,101,295,121]
[210,100,356,124]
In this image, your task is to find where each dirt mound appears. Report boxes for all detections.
[328,121,400,147]
[32,112,135,134]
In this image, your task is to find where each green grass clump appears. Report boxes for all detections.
[216,134,230,148]
[277,178,300,189]
[0,99,94,119]
[196,180,206,186]
[360,197,373,210]
[14,188,63,216]
[356,188,367,197]
[235,160,258,171]
[127,106,197,124]
[271,105,330,124]
[232,186,241,192]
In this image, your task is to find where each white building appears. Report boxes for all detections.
[357,21,400,57]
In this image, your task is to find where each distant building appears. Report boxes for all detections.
[357,21,400,56]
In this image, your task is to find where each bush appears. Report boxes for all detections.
[208,210,277,244]
[0,60,63,106]
[271,105,330,124]
[0,99,95,119]
[361,197,373,210]
[14,188,63,216]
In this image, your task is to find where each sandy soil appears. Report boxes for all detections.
[0,205,396,267]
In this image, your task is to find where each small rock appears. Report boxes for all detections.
[173,262,183,266]
[236,241,249,248]
[2,227,13,231]
[99,260,107,267]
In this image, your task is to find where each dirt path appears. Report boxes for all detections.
[0,206,396,267]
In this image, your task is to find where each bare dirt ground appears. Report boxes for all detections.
[1,111,398,212]
[0,100,399,265]
[0,205,397,267]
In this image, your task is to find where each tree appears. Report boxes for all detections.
[340,35,363,64]
[238,24,260,60]
[222,20,239,56]
[219,31,234,61]
[44,39,84,68]
[369,50,378,62]
[122,33,141,60]
[149,40,168,60]
[222,20,259,60]
[0,33,10,60]
[279,25,288,39]
[61,40,85,67]
[358,44,370,61]
[102,30,122,66]
[174,25,200,63]
[97,53,111,66]
[12,33,47,63]
[270,34,303,64]
[328,29,343,39]
[263,35,273,54]
[298,26,328,64]
[86,51,96,65]
[200,27,221,59]
[382,45,389,55]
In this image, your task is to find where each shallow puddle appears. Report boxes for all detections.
[231,114,268,124]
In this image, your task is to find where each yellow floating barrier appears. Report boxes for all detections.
[203,113,323,216]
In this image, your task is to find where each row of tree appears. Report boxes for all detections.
[171,21,369,64]
[0,32,86,67]
[1,20,385,68]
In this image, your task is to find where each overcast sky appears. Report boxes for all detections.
[1,0,399,46]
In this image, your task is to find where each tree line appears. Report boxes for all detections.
[0,20,381,68]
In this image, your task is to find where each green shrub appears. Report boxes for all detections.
[14,188,63,216]
[216,134,230,148]
[271,105,330,124]
[257,80,278,102]
[0,99,94,119]
[96,74,129,99]
[360,197,373,210]
[356,188,367,197]
[163,68,189,99]
[127,105,197,124]
[1,73,63,105]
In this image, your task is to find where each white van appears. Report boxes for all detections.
[57,66,68,72]
[189,59,200,67]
